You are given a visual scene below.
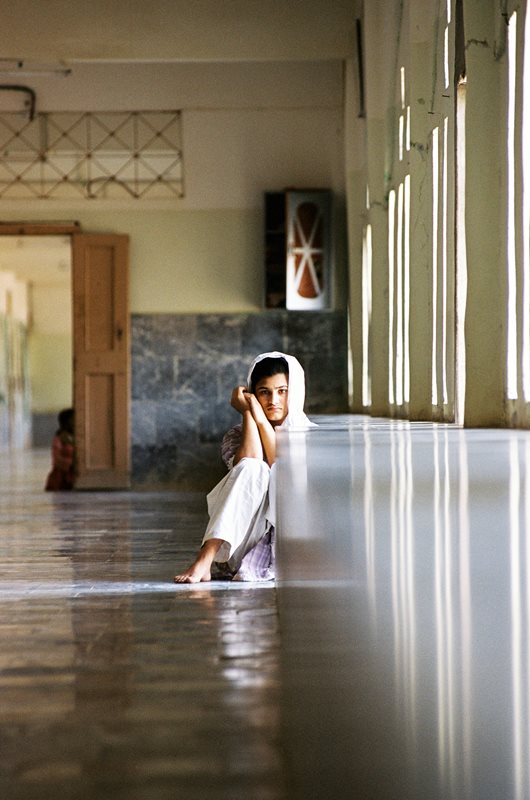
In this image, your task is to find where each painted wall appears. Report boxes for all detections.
[28,284,72,413]
[0,61,347,313]
[0,1,356,62]
[0,271,28,322]
[0,55,349,466]
[0,272,30,448]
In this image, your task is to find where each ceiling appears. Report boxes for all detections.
[0,236,71,286]
[0,0,357,64]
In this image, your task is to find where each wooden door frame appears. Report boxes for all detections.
[0,221,131,487]
[72,233,130,488]
[0,222,81,236]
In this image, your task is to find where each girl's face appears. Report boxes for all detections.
[254,373,289,426]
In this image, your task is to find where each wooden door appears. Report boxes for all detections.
[72,234,130,489]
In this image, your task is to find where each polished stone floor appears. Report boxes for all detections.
[0,449,283,800]
[277,417,530,800]
[4,418,530,799]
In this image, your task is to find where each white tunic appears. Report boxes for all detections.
[202,457,274,577]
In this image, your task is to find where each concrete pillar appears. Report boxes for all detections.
[344,54,367,412]
[463,0,508,426]
[406,0,455,421]
[362,0,401,417]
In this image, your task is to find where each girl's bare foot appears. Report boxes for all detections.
[174,559,211,583]
[174,538,223,584]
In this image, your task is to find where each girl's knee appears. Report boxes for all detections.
[235,457,270,477]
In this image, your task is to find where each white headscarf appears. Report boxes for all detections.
[246,351,316,429]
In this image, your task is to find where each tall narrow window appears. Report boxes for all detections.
[522,6,530,400]
[444,0,451,90]
[432,126,440,406]
[389,65,411,411]
[389,189,396,405]
[404,174,411,404]
[442,116,449,406]
[507,13,518,400]
[431,118,450,411]
[455,79,468,425]
[396,182,404,406]
[399,67,406,162]
[362,224,373,407]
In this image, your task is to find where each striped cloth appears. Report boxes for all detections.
[221,423,243,470]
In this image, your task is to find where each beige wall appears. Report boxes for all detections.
[6,60,344,114]
[0,205,344,315]
[0,267,71,416]
[461,0,509,425]
[0,271,28,322]
[28,284,72,413]
[29,333,72,413]
[0,1,356,62]
[0,60,346,313]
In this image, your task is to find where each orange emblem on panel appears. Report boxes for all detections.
[292,201,324,299]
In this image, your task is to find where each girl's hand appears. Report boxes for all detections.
[230,386,251,415]
[247,393,277,466]
[246,392,271,428]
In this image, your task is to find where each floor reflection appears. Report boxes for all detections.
[7,425,530,798]
[278,419,530,800]
[390,422,417,777]
[0,450,285,800]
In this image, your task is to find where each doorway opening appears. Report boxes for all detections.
[0,226,130,488]
[0,235,72,450]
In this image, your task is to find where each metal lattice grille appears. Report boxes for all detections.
[0,111,183,199]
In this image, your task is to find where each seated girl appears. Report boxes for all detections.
[174,351,314,583]
[44,407,75,491]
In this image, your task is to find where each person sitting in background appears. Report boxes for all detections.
[44,408,75,491]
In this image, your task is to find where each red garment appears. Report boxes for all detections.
[45,433,75,491]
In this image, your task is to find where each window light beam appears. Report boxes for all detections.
[522,6,530,400]
[389,189,396,405]
[442,116,449,406]
[432,126,440,406]
[396,182,404,406]
[507,12,518,400]
[362,224,373,407]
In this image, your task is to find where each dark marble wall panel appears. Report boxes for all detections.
[131,311,349,490]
